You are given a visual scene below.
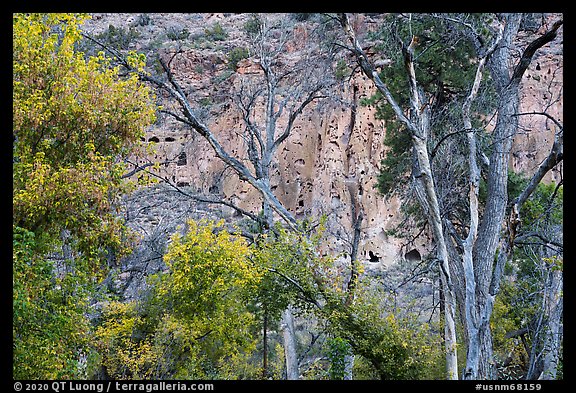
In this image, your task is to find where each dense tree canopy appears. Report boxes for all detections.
[13,13,156,379]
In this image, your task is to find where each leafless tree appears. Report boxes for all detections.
[85,13,342,380]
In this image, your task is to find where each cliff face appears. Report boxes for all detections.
[81,13,562,297]
[513,34,563,184]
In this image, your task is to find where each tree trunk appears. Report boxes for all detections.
[337,12,562,381]
[262,194,300,380]
[467,15,523,379]
[344,354,354,380]
[281,307,299,380]
[539,268,563,380]
[262,305,269,379]
[338,14,460,378]
[461,29,502,378]
[472,14,562,379]
[412,136,460,380]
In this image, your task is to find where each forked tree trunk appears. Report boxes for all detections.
[339,12,562,380]
[470,14,562,379]
[461,23,503,379]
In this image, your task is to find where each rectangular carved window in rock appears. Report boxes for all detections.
[177,151,187,166]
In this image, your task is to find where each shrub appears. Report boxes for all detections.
[227,47,250,70]
[204,22,228,41]
[166,25,190,41]
[96,24,141,51]
[335,59,350,81]
[243,14,263,37]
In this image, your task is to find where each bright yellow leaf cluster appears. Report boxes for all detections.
[94,219,265,379]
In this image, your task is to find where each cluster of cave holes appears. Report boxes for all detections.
[296,180,314,213]
[143,136,177,143]
[366,248,421,264]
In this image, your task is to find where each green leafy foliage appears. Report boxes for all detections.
[94,218,349,380]
[204,22,228,41]
[489,181,563,378]
[227,47,250,70]
[250,220,330,320]
[12,13,156,378]
[95,219,264,379]
[334,59,351,81]
[365,14,497,197]
[96,24,141,50]
[251,218,446,380]
[243,14,263,38]
[376,123,412,196]
[322,281,445,380]
[13,13,156,257]
[326,337,351,379]
[521,182,563,226]
[13,226,94,379]
[166,25,190,41]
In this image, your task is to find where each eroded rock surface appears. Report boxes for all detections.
[81,13,562,296]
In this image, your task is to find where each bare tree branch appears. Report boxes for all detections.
[123,158,266,228]
[512,111,563,131]
[121,160,174,179]
[510,19,563,86]
[337,13,418,134]
[272,89,327,153]
[512,128,563,210]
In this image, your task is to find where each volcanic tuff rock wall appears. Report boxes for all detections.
[512,26,563,184]
[81,13,562,296]
[139,59,410,273]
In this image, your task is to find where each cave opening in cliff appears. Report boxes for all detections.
[404,249,422,263]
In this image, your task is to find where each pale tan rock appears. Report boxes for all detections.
[81,13,562,272]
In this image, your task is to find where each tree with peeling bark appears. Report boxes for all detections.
[337,12,562,379]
